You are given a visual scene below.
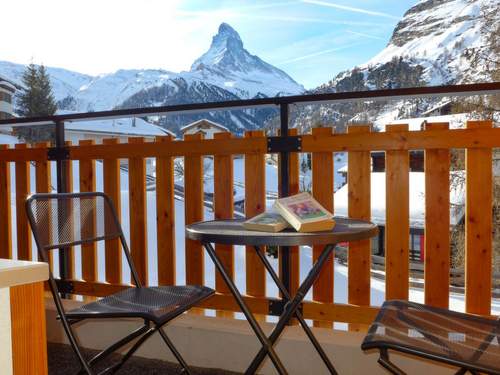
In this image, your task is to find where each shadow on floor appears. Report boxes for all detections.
[48,343,241,374]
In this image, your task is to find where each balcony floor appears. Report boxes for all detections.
[48,343,241,375]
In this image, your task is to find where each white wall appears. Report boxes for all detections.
[0,288,13,375]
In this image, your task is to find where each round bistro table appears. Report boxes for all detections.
[186,217,378,375]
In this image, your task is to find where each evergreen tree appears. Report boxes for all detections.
[15,63,57,142]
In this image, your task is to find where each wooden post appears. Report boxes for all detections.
[0,145,12,259]
[128,137,148,285]
[184,133,204,285]
[15,144,31,261]
[63,141,75,279]
[347,125,371,306]
[244,130,266,297]
[102,138,122,284]
[424,123,450,308]
[156,135,176,286]
[79,140,97,282]
[385,124,409,300]
[465,120,492,315]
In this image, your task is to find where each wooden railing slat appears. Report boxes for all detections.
[0,145,12,259]
[156,135,176,286]
[15,143,31,261]
[465,120,493,315]
[128,137,148,285]
[78,140,98,282]
[311,127,334,305]
[347,125,371,306]
[214,132,234,295]
[34,142,52,266]
[102,138,122,284]
[244,130,266,297]
[184,133,204,285]
[424,123,450,308]
[64,141,75,278]
[385,124,410,300]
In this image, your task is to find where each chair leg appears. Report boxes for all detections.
[158,327,192,375]
[378,349,406,375]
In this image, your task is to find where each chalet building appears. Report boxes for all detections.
[180,119,229,139]
[0,75,17,122]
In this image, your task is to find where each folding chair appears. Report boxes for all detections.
[361,300,500,375]
[26,192,214,375]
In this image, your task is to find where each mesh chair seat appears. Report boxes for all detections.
[65,286,215,325]
[362,300,500,374]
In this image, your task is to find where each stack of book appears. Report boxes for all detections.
[243,192,335,233]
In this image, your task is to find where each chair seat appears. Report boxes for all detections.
[65,285,215,325]
[361,300,500,374]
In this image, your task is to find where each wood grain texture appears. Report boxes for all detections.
[244,130,266,297]
[213,132,234,295]
[79,140,98,282]
[385,124,410,300]
[347,125,371,306]
[15,143,31,261]
[311,127,334,305]
[10,282,48,375]
[184,134,204,285]
[0,144,12,259]
[465,120,493,315]
[155,136,176,286]
[102,138,122,284]
[424,123,450,308]
[128,137,148,285]
[34,142,53,266]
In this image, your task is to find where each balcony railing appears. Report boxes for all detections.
[0,82,499,325]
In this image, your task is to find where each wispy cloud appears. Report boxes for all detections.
[346,30,386,41]
[234,14,388,27]
[302,0,400,20]
[276,42,363,65]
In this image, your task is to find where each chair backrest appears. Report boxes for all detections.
[26,192,141,287]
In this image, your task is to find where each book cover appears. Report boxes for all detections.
[243,211,290,232]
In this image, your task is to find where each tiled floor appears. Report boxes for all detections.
[48,343,240,374]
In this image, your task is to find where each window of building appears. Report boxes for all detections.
[0,91,12,104]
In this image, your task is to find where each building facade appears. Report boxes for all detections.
[0,76,16,120]
[180,119,229,139]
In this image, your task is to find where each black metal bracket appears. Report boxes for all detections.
[268,299,303,316]
[48,146,70,161]
[56,279,75,294]
[267,136,302,153]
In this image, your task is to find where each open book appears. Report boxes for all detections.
[243,192,335,233]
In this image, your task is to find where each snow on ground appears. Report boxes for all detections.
[0,133,19,145]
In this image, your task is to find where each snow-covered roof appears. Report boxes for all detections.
[0,74,17,92]
[334,171,465,228]
[180,119,229,133]
[375,113,471,131]
[421,100,452,116]
[0,133,19,145]
[64,117,175,137]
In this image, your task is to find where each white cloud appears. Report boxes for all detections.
[302,0,400,20]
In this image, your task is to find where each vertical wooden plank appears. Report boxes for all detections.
[385,124,409,300]
[103,138,122,284]
[79,140,97,282]
[347,125,371,306]
[184,133,204,285]
[244,130,266,297]
[311,127,334,305]
[278,128,300,295]
[64,141,75,279]
[15,143,31,261]
[128,137,148,285]
[0,145,12,259]
[465,120,492,315]
[424,123,450,308]
[156,135,176,286]
[10,282,48,375]
[214,132,234,295]
[34,142,53,266]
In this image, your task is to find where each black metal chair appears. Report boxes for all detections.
[26,192,215,375]
[361,300,500,375]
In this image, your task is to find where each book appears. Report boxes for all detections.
[273,192,335,232]
[243,211,290,232]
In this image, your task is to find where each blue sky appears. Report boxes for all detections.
[1,0,417,89]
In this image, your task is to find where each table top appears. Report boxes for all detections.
[0,258,49,288]
[185,218,378,246]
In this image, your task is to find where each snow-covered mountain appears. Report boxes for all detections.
[0,22,303,122]
[286,0,498,134]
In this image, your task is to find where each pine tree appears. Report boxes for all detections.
[15,63,57,142]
